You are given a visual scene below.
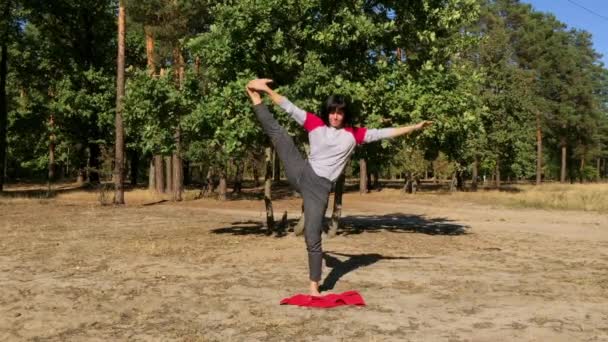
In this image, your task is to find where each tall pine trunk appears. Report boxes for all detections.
[359,158,367,194]
[471,157,478,191]
[145,26,164,193]
[145,27,155,76]
[218,167,227,201]
[0,4,9,191]
[264,147,275,233]
[154,154,165,194]
[536,114,542,185]
[48,114,56,182]
[148,158,155,190]
[114,0,126,204]
[495,158,501,188]
[164,155,173,193]
[560,139,567,183]
[171,46,184,201]
[579,154,585,184]
[172,146,182,201]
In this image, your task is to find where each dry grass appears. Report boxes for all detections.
[442,183,608,213]
[55,187,173,205]
[0,182,182,206]
[3,181,608,213]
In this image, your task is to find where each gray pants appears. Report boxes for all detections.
[254,104,332,282]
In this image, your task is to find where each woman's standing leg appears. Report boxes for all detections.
[299,165,332,295]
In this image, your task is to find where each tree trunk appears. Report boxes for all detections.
[597,158,601,182]
[145,26,155,76]
[264,147,275,233]
[195,56,201,76]
[449,172,457,192]
[495,158,501,188]
[148,157,155,190]
[48,114,56,182]
[359,158,367,194]
[456,171,464,191]
[77,169,85,185]
[170,46,184,201]
[328,174,345,237]
[218,168,227,201]
[0,29,9,191]
[114,0,126,204]
[471,157,478,191]
[172,130,182,201]
[579,154,585,184]
[164,155,173,193]
[172,151,182,201]
[560,140,567,183]
[200,168,214,196]
[154,155,164,193]
[536,114,542,185]
[404,172,413,193]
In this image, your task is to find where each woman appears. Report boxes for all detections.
[246,78,432,296]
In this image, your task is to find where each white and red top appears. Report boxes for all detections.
[280,98,395,182]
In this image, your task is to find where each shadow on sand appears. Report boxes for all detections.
[320,251,432,292]
[212,213,469,237]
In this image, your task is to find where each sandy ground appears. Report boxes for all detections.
[1,188,608,341]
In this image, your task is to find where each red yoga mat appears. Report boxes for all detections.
[280,290,366,308]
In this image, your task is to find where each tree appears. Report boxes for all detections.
[0,0,10,190]
[114,0,126,204]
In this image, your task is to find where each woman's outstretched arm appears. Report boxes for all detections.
[363,121,433,143]
[386,121,433,138]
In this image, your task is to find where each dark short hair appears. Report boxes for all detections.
[319,95,353,127]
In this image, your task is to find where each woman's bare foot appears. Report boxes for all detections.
[310,281,321,296]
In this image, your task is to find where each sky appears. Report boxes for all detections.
[521,0,608,66]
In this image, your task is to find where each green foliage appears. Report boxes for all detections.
[123,70,185,155]
[2,0,607,187]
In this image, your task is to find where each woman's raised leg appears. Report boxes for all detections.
[253,104,306,190]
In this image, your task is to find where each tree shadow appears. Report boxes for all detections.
[320,251,431,292]
[211,213,469,237]
[339,213,469,236]
[211,219,300,237]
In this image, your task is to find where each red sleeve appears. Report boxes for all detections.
[303,112,325,132]
[344,127,367,145]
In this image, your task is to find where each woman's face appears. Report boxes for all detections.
[329,108,345,128]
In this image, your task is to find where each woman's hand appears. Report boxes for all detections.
[415,120,433,131]
[246,78,273,93]
[245,87,262,105]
